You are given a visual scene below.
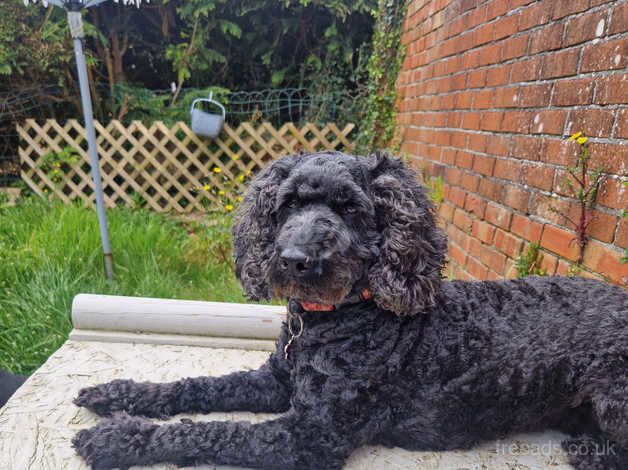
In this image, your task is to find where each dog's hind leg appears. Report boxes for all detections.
[563,380,628,470]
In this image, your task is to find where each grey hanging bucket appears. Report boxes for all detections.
[190,92,226,138]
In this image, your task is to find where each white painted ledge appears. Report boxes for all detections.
[70,294,285,350]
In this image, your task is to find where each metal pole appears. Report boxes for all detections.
[68,10,114,279]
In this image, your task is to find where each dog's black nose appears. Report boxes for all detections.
[279,248,314,276]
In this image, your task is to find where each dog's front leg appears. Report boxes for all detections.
[73,412,355,470]
[74,328,293,417]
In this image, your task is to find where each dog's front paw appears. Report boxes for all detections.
[72,414,159,469]
[74,379,138,417]
[74,379,176,418]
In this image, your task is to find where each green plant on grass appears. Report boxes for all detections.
[0,197,246,375]
[514,242,547,278]
[39,146,81,184]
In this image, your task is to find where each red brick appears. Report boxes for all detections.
[518,0,554,31]
[487,0,510,20]
[469,237,483,258]
[609,1,628,35]
[530,22,564,53]
[531,110,567,135]
[494,86,519,108]
[581,38,628,72]
[455,151,475,170]
[555,259,573,276]
[473,89,494,109]
[543,138,575,166]
[461,111,482,130]
[481,245,508,274]
[479,178,504,200]
[539,251,559,275]
[552,0,590,20]
[501,34,530,61]
[567,108,615,138]
[472,220,497,244]
[564,10,607,47]
[481,111,504,132]
[511,214,543,242]
[511,56,543,82]
[465,193,487,218]
[466,255,489,279]
[485,202,513,229]
[486,65,512,87]
[582,240,628,285]
[615,218,628,248]
[541,224,580,261]
[494,159,521,181]
[494,14,519,40]
[449,243,468,267]
[529,192,580,227]
[467,69,487,88]
[589,142,628,175]
[552,78,595,106]
[595,74,628,105]
[473,155,496,176]
[438,201,455,223]
[511,136,543,161]
[448,185,467,207]
[597,178,628,210]
[540,48,579,79]
[494,228,524,257]
[503,185,531,212]
[501,110,533,133]
[468,133,487,153]
[509,0,535,8]
[587,211,619,244]
[475,23,494,47]
[453,208,473,231]
[517,84,552,107]
[521,162,554,191]
[460,172,480,192]
[477,43,502,67]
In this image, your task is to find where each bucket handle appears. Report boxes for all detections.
[190,92,226,118]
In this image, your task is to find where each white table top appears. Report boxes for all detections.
[0,339,573,469]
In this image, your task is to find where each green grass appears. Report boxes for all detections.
[0,198,246,375]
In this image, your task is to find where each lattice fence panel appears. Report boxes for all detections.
[18,119,355,213]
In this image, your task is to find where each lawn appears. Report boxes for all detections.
[0,197,246,375]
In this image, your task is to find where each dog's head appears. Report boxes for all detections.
[232,152,447,315]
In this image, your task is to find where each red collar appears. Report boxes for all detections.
[299,288,372,312]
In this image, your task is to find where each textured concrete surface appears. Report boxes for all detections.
[0,340,574,469]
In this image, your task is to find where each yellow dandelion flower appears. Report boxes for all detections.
[246,170,252,175]
[568,131,583,142]
[203,184,210,191]
[576,136,588,145]
[236,196,243,202]
[225,204,234,212]
[218,190,225,196]
[213,167,222,174]
[231,154,239,161]
[237,174,245,182]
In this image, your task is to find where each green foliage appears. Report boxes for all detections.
[426,175,444,206]
[515,242,547,278]
[39,146,81,183]
[1,0,375,119]
[0,198,245,374]
[550,132,607,264]
[355,0,408,153]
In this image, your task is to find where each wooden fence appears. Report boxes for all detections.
[18,119,355,212]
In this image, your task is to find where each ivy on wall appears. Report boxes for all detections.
[356,0,408,154]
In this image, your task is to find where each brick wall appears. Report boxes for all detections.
[396,0,627,284]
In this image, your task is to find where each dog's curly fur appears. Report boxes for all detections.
[73,152,628,470]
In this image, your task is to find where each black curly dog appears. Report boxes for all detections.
[73,152,627,470]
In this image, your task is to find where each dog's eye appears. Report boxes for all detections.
[286,199,298,209]
[341,205,357,215]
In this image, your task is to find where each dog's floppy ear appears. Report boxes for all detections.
[232,154,302,300]
[367,152,447,315]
